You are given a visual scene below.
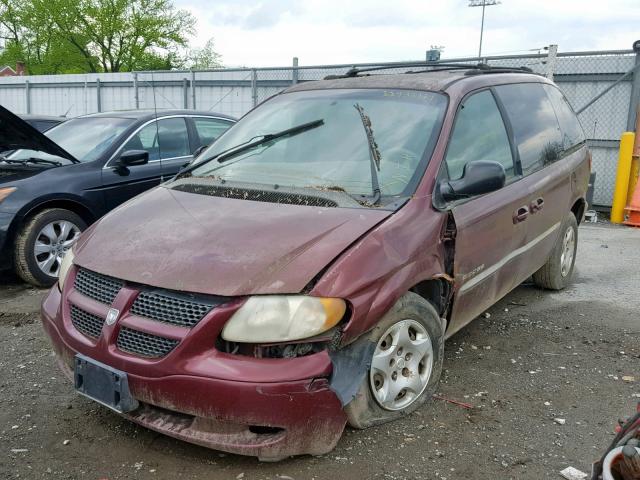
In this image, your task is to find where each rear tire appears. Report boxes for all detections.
[532,212,578,291]
[344,292,444,429]
[14,208,86,287]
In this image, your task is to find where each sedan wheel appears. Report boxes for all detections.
[14,208,87,287]
[34,220,81,277]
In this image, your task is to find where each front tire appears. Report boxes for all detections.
[532,212,578,291]
[345,292,444,429]
[14,208,86,287]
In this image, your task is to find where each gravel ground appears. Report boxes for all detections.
[0,222,638,480]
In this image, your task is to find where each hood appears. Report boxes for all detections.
[74,186,392,296]
[0,105,77,162]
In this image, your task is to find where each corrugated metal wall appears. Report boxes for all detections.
[0,48,638,206]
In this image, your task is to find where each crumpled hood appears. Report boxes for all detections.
[74,186,392,296]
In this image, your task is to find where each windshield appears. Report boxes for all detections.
[189,89,447,199]
[8,117,135,163]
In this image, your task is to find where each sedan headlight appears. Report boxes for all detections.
[57,248,75,291]
[221,296,346,343]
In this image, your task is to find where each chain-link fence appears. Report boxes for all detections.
[1,47,638,207]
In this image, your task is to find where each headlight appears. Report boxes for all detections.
[0,187,16,203]
[221,296,346,343]
[57,249,75,291]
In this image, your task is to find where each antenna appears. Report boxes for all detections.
[150,72,163,181]
[468,0,501,60]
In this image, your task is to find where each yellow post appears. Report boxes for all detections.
[611,132,635,223]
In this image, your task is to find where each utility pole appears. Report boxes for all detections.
[469,0,501,60]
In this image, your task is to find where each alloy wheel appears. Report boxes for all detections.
[34,220,80,277]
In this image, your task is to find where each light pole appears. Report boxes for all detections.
[469,0,501,60]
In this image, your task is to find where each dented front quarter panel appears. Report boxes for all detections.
[311,193,449,344]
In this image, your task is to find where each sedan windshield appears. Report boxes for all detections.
[189,89,447,199]
[8,117,135,163]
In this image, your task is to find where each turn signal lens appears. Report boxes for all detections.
[57,249,75,291]
[0,187,16,203]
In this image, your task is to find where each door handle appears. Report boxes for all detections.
[531,197,544,213]
[513,206,529,223]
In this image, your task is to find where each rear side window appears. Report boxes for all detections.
[194,118,233,147]
[445,90,515,181]
[495,83,563,176]
[542,84,586,151]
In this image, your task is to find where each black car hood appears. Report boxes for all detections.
[0,105,77,162]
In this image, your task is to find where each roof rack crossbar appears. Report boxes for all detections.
[324,62,533,80]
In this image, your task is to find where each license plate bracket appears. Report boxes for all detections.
[74,354,139,413]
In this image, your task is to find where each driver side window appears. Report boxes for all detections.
[445,90,515,181]
[121,118,190,162]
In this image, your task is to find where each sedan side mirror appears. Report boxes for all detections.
[118,150,149,167]
[439,160,506,202]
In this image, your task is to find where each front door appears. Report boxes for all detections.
[101,118,190,210]
[443,89,531,336]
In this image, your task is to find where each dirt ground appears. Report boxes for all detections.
[0,222,638,480]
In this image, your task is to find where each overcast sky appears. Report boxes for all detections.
[176,0,640,67]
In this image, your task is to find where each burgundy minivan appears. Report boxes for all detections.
[41,65,590,460]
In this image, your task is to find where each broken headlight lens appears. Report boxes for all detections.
[221,296,346,343]
[57,248,75,291]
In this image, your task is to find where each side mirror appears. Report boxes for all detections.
[118,150,149,167]
[439,161,506,202]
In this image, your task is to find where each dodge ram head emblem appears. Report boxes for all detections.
[105,308,120,326]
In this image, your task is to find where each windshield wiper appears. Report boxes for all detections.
[201,119,325,166]
[353,104,382,206]
[1,157,63,167]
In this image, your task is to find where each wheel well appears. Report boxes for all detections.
[410,278,452,318]
[571,198,586,224]
[22,200,96,228]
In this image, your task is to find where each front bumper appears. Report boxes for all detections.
[41,282,347,460]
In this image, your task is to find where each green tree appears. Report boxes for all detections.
[0,0,201,74]
[184,38,223,70]
[0,0,88,74]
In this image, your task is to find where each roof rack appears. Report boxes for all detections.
[323,62,533,80]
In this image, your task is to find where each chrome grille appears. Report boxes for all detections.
[130,291,215,328]
[116,327,179,358]
[70,305,105,339]
[74,268,123,305]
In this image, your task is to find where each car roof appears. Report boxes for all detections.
[284,69,551,96]
[78,109,236,122]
